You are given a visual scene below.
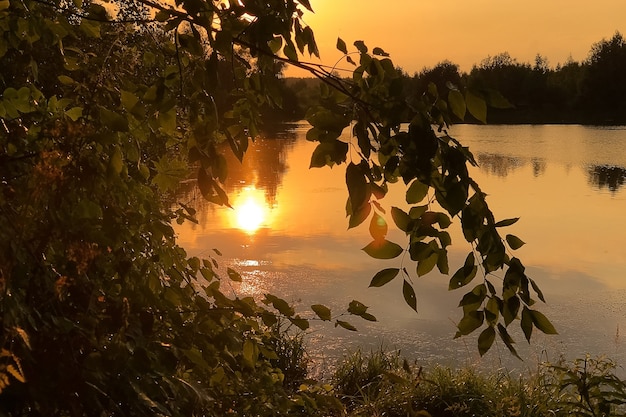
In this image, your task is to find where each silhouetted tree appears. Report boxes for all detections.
[415,61,464,96]
[580,32,626,123]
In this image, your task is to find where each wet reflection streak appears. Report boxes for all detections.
[588,165,626,192]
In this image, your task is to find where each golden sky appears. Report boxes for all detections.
[287,0,626,76]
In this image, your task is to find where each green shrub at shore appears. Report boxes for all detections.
[304,346,626,417]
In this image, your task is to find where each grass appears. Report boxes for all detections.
[274,332,626,416]
[325,347,626,417]
[330,348,544,417]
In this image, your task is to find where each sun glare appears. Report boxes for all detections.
[232,187,269,234]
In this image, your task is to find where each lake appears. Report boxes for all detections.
[175,123,626,376]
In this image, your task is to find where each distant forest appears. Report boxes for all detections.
[273,31,626,125]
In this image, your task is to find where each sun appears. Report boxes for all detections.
[232,187,269,234]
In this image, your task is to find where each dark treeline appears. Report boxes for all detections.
[283,31,626,125]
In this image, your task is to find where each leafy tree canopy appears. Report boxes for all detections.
[0,0,553,414]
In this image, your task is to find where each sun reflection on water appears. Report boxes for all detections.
[230,187,271,234]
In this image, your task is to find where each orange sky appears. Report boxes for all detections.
[286,0,626,76]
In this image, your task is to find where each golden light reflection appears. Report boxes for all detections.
[231,187,271,234]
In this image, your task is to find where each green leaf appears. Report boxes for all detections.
[497,324,521,359]
[348,300,368,316]
[506,234,525,250]
[289,316,310,330]
[57,75,74,85]
[478,326,496,356]
[158,108,177,134]
[449,264,477,290]
[485,297,500,324]
[354,40,368,53]
[80,19,101,38]
[530,310,557,335]
[264,294,295,317]
[227,268,242,282]
[311,304,331,321]
[458,284,487,312]
[417,252,438,277]
[448,89,466,120]
[466,90,487,124]
[109,147,123,175]
[372,47,389,57]
[306,127,333,142]
[309,141,348,168]
[436,213,452,229]
[348,201,372,229]
[65,107,83,122]
[360,312,377,321]
[391,207,412,233]
[369,212,387,241]
[456,310,484,336]
[406,180,429,204]
[529,278,546,303]
[121,90,139,111]
[369,268,400,287]
[283,42,297,61]
[503,296,520,326]
[435,182,468,216]
[402,280,417,312]
[155,9,171,22]
[409,205,428,220]
[495,218,519,228]
[521,307,533,342]
[437,250,449,274]
[346,162,369,212]
[439,231,452,249]
[306,106,350,133]
[268,36,283,54]
[243,339,256,366]
[298,0,314,12]
[335,320,357,331]
[362,239,403,259]
[336,37,347,54]
[427,82,438,98]
[448,252,477,290]
[99,107,129,132]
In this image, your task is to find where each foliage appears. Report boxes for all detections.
[413,32,626,124]
[0,0,340,415]
[331,350,626,417]
[332,347,405,412]
[543,355,626,417]
[267,325,309,391]
[305,38,554,358]
[0,0,556,415]
[330,348,552,417]
[580,32,626,122]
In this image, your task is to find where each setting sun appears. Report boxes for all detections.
[232,187,270,234]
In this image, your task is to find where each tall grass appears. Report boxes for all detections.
[329,349,626,417]
[270,330,626,416]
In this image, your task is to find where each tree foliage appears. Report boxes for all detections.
[437,32,626,124]
[580,31,626,122]
[0,0,554,414]
[305,38,552,359]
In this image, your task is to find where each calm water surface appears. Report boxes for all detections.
[175,123,626,375]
